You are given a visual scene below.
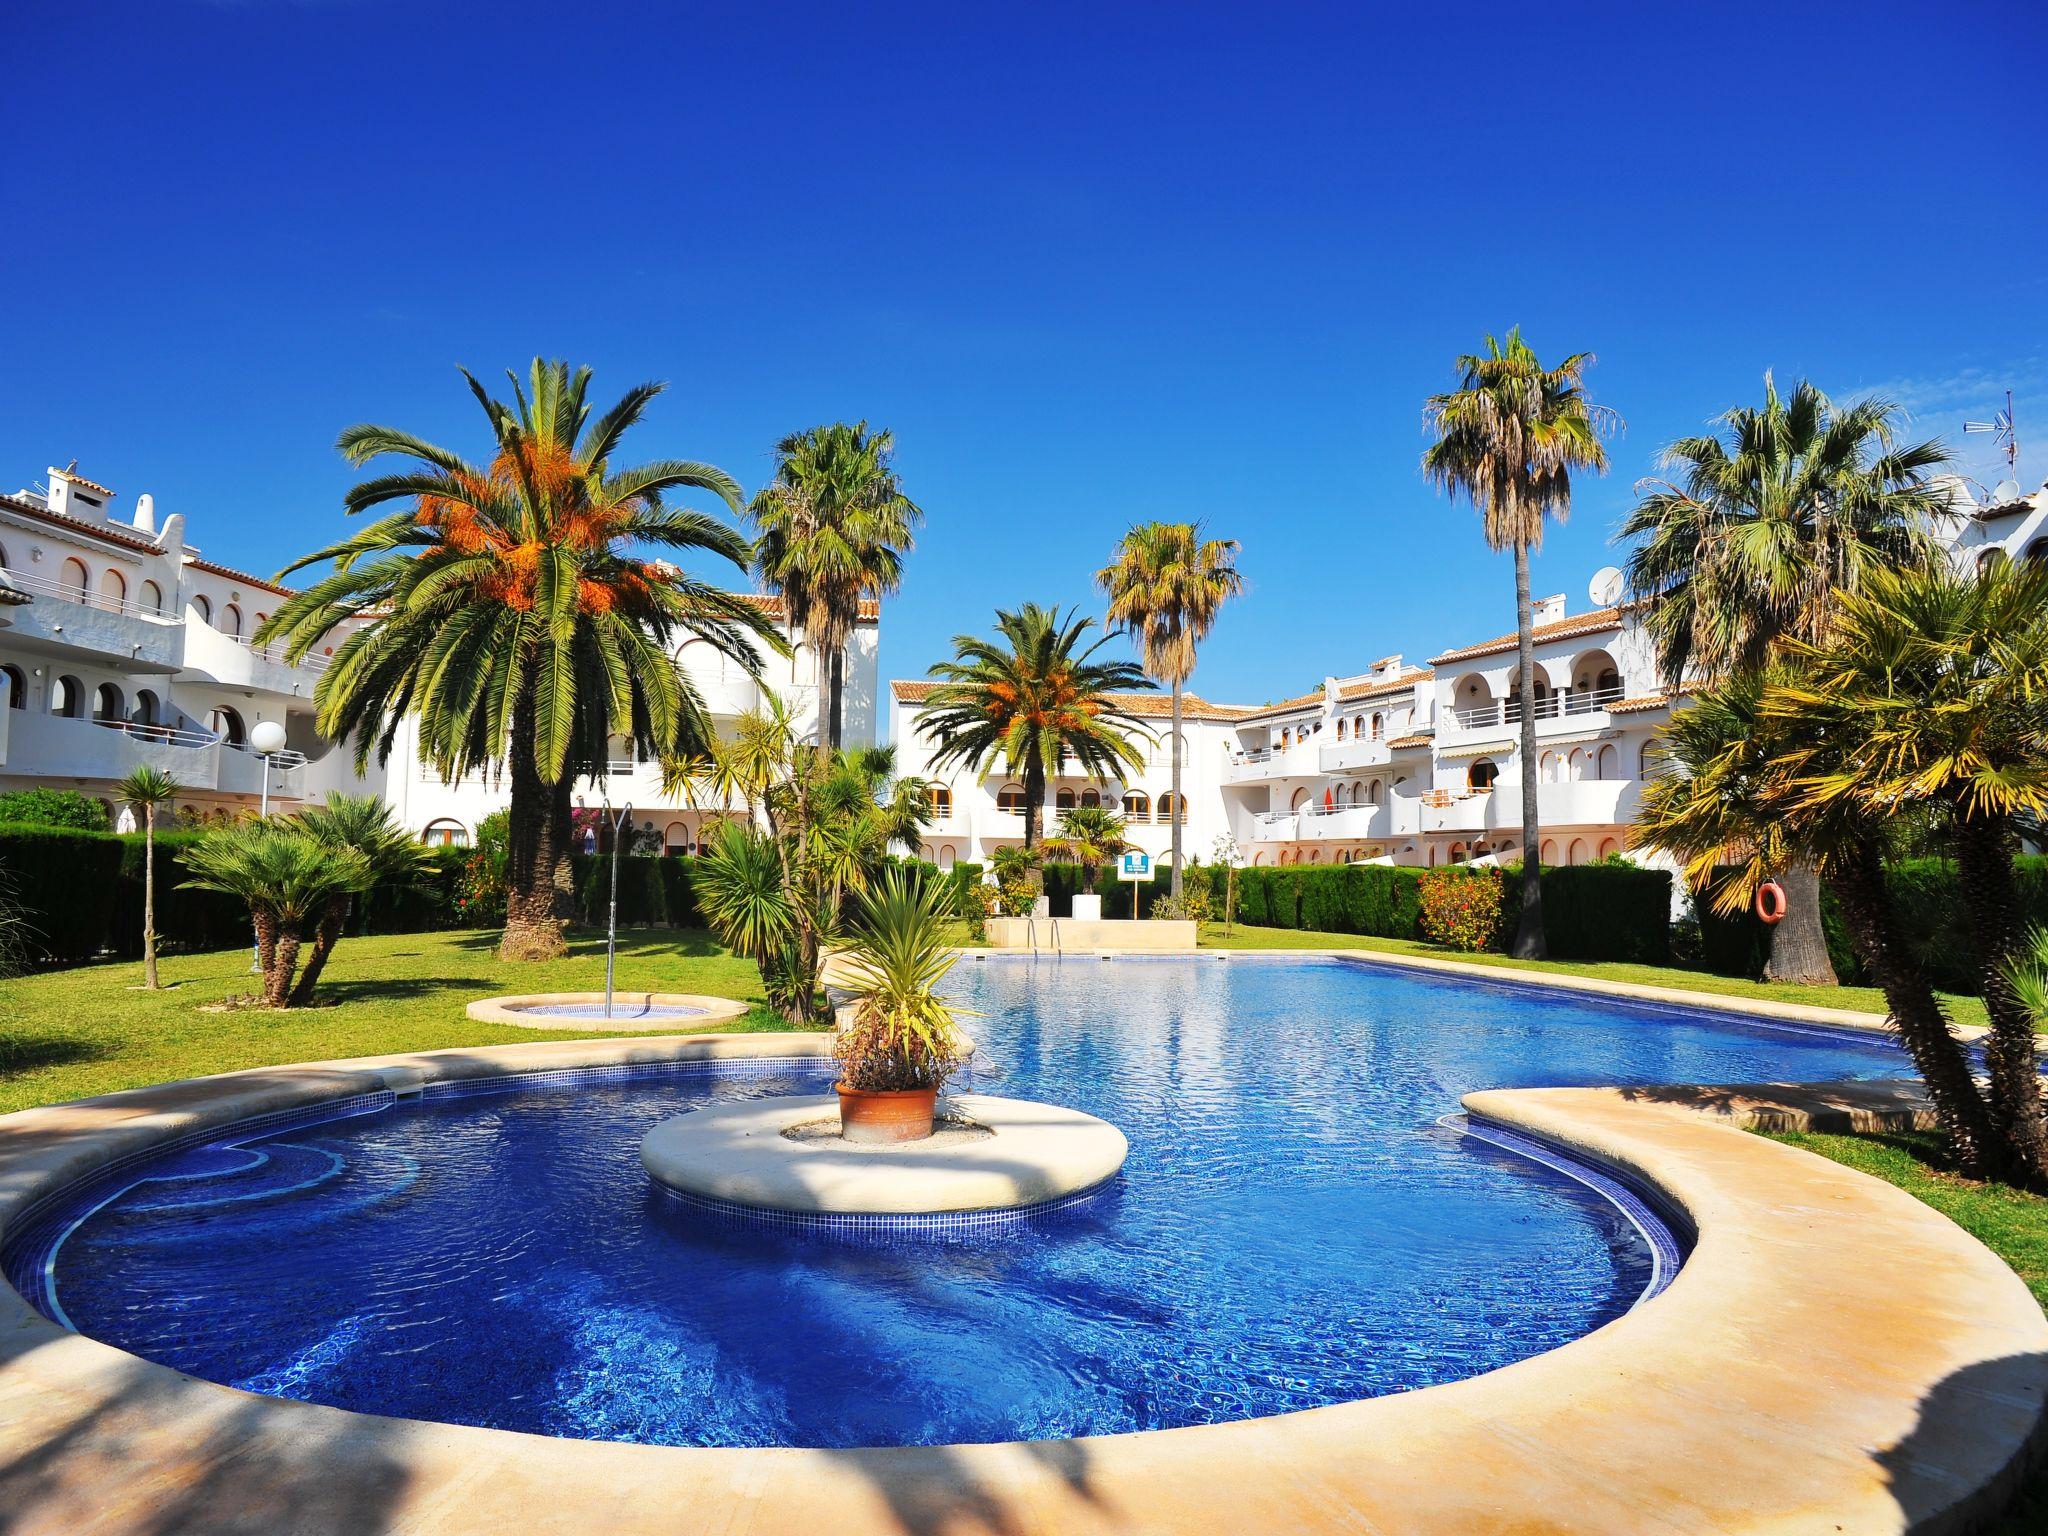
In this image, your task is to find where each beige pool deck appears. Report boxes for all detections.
[0,1024,2043,1534]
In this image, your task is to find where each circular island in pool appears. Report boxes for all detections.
[7,955,1925,1450]
[640,1092,1129,1220]
[466,992,752,1030]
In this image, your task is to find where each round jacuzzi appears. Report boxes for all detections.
[465,992,753,1030]
[5,956,1915,1450]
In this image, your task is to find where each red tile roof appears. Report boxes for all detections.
[1386,730,1433,748]
[1336,667,1432,702]
[53,469,116,497]
[1429,607,1625,665]
[1609,692,1676,715]
[0,494,161,555]
[744,593,880,624]
[185,556,298,597]
[891,680,1252,721]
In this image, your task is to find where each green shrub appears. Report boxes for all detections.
[0,788,111,832]
[0,825,124,964]
[1418,868,1504,952]
[1492,859,1672,964]
[112,831,248,956]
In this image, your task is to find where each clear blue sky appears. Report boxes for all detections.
[4,0,2043,706]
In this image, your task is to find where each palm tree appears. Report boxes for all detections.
[258,359,779,962]
[920,604,1154,853]
[1042,804,1130,885]
[1423,330,1613,959]
[180,823,373,1007]
[1635,669,2005,1179]
[116,765,179,988]
[286,794,436,1004]
[1097,522,1243,897]
[750,422,921,752]
[1769,557,2048,1182]
[1620,374,1946,983]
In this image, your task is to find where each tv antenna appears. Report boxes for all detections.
[1964,390,2018,480]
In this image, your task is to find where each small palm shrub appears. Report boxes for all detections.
[1418,868,1504,953]
[180,823,374,1006]
[834,870,970,1093]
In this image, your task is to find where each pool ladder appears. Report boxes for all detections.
[1024,916,1063,958]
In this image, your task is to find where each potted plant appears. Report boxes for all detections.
[834,868,972,1143]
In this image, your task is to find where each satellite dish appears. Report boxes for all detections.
[1993,480,2024,506]
[1588,566,1624,607]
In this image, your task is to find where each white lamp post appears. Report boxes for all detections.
[250,719,288,818]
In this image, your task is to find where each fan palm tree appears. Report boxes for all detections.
[257,359,780,961]
[1097,522,1243,897]
[1768,557,2048,1181]
[1424,329,1613,958]
[1635,669,2005,1179]
[285,794,437,1005]
[920,604,1154,853]
[750,422,921,753]
[1619,374,1946,984]
[1042,804,1130,882]
[116,765,179,988]
[180,822,374,1007]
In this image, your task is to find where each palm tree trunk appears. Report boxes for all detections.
[1764,864,1838,985]
[267,927,300,1008]
[1169,682,1185,900]
[251,907,278,983]
[827,646,845,752]
[1828,842,2005,1181]
[1950,815,2048,1186]
[1511,541,1545,959]
[141,806,159,989]
[501,684,569,962]
[288,895,349,1007]
[1023,761,1044,853]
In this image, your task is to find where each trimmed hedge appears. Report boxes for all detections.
[1495,862,1673,966]
[1228,864,1425,939]
[0,825,125,965]
[568,853,704,929]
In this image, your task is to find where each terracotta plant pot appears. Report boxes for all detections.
[836,1083,938,1144]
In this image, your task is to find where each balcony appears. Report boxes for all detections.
[1224,744,1322,783]
[1318,737,1396,773]
[1420,778,1637,834]
[178,619,332,696]
[0,565,183,670]
[1441,684,1628,738]
[1250,809,1298,841]
[0,711,244,791]
[1296,801,1391,841]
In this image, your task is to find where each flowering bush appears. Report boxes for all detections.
[963,882,996,943]
[1418,868,1504,952]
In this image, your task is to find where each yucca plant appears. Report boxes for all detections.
[834,869,971,1093]
[285,794,437,1004]
[116,765,180,989]
[180,823,374,1007]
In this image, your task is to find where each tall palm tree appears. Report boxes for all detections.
[116,765,179,989]
[1620,373,1946,984]
[750,422,921,752]
[1769,557,2048,1182]
[921,604,1153,853]
[1424,329,1613,958]
[1636,668,2005,1180]
[1097,522,1243,897]
[258,360,780,961]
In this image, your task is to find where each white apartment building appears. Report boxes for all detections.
[892,476,2048,877]
[0,464,877,848]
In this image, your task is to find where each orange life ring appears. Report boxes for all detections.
[1755,880,1788,926]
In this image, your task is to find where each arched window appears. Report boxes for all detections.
[664,821,692,856]
[1448,842,1467,864]
[936,844,956,871]
[2028,539,2048,566]
[1368,778,1382,804]
[1567,837,1588,866]
[1540,839,1558,866]
[421,819,471,848]
[1158,792,1184,823]
[192,593,212,624]
[1468,758,1499,791]
[1124,791,1151,820]
[1290,787,1310,812]
[51,675,85,718]
[98,568,127,607]
[221,603,243,638]
[1595,744,1618,780]
[1639,741,1660,779]
[926,784,953,818]
[1279,729,1291,751]
[1080,788,1101,809]
[1308,848,1322,864]
[60,557,89,599]
[132,690,160,728]
[254,611,268,629]
[1567,747,1587,781]
[1055,786,1077,810]
[1,664,25,710]
[140,579,163,615]
[93,683,124,723]
[1979,548,2010,574]
[210,706,245,747]
[997,784,1027,813]
[1598,837,1620,860]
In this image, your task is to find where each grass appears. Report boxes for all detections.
[0,926,794,1115]
[1197,921,1994,1031]
[1762,1129,2048,1535]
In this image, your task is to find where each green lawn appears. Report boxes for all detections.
[1198,921,1994,1031]
[0,927,793,1115]
[1762,1129,2048,1535]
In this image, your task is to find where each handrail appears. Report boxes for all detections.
[0,565,181,624]
[90,718,219,751]
[243,637,333,674]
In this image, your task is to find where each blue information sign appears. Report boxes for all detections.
[1119,850,1152,881]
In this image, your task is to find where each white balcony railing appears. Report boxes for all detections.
[1449,684,1628,731]
[244,637,333,674]
[0,566,182,624]
[1562,682,1626,715]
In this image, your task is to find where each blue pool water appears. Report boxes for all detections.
[8,956,1912,1449]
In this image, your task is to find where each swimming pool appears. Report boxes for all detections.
[6,955,1912,1449]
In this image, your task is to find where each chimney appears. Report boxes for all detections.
[1531,593,1566,626]
[47,464,116,523]
[133,493,156,534]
